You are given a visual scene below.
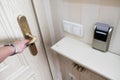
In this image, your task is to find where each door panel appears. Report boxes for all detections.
[0,0,52,80]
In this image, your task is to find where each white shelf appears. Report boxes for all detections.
[51,37,120,80]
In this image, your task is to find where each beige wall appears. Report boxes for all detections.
[49,0,120,79]
[50,0,120,55]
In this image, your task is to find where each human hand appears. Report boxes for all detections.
[13,40,29,53]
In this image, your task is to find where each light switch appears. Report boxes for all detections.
[63,20,83,37]
[73,26,81,36]
[72,23,83,37]
[63,20,72,33]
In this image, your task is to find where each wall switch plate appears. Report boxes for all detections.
[63,20,83,37]
[63,20,72,34]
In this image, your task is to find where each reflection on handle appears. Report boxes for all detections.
[25,33,37,45]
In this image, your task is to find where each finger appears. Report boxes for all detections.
[24,39,30,44]
[25,43,29,47]
[25,39,30,43]
[23,40,29,48]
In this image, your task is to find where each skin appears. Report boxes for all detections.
[0,40,29,63]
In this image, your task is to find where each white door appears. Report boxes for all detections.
[0,0,52,80]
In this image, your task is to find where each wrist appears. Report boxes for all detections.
[4,44,18,56]
[10,44,18,56]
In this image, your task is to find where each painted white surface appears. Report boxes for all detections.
[34,0,62,80]
[51,37,120,80]
[0,0,52,80]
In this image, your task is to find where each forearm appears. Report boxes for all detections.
[0,46,14,63]
[0,40,29,63]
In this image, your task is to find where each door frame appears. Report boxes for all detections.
[31,0,62,80]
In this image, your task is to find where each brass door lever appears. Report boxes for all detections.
[17,15,38,56]
[25,33,37,45]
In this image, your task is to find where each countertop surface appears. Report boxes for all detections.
[51,37,120,80]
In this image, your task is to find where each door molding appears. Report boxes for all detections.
[31,0,62,80]
[31,0,53,80]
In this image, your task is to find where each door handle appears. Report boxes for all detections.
[25,33,37,45]
[17,15,38,56]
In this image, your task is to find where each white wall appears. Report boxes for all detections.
[50,0,120,55]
